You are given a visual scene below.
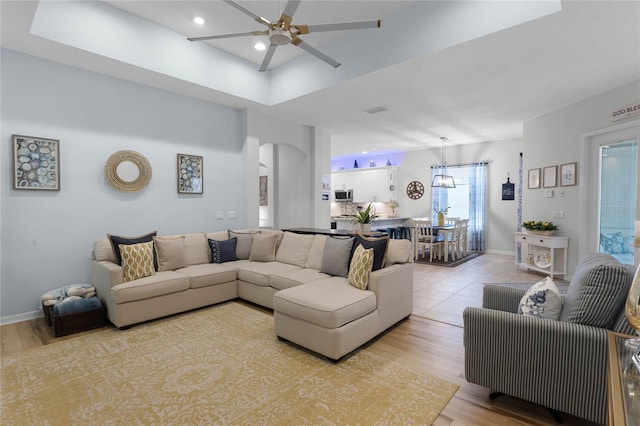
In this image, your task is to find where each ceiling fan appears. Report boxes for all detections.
[187,0,381,72]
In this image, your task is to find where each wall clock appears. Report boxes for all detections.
[406,180,424,199]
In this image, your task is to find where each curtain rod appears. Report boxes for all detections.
[430,161,489,169]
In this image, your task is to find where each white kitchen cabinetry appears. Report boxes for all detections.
[331,167,397,203]
[514,232,568,279]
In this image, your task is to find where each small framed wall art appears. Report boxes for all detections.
[12,134,60,191]
[543,166,557,188]
[527,168,541,189]
[177,154,203,194]
[560,162,577,186]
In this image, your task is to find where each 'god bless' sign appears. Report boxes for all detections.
[612,102,640,122]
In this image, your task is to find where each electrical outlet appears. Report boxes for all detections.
[544,190,554,198]
[554,210,565,219]
[216,211,224,220]
[227,211,236,219]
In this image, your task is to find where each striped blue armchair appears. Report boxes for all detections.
[463,253,636,425]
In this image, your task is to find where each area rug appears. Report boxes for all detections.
[1,302,458,425]
[415,251,482,267]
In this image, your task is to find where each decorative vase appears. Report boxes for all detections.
[354,160,359,169]
[437,213,444,227]
[526,229,554,236]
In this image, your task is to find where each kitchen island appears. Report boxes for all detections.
[283,228,387,237]
[330,216,411,231]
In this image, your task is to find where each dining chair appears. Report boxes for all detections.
[444,216,460,225]
[414,220,442,262]
[450,219,469,260]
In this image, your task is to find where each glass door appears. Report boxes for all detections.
[598,139,637,265]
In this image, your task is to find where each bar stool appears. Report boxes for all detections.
[386,227,399,239]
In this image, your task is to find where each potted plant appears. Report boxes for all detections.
[433,204,450,227]
[522,220,558,236]
[351,203,380,232]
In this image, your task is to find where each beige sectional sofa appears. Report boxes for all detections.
[91,229,413,360]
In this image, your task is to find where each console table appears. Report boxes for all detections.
[514,232,568,279]
[607,332,640,425]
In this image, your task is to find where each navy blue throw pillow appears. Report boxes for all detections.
[349,234,389,271]
[108,230,158,270]
[209,238,238,263]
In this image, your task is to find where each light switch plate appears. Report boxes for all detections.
[216,211,224,220]
[544,190,554,198]
[227,211,236,219]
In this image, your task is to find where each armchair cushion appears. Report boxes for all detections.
[565,263,633,328]
[517,277,562,320]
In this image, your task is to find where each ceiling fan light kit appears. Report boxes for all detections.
[187,0,381,72]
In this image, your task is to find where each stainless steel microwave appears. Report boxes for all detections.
[334,189,353,202]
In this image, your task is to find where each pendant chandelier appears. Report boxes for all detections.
[431,137,456,188]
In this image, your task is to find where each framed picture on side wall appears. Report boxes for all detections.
[543,166,557,188]
[177,154,203,194]
[528,168,541,189]
[560,162,577,186]
[12,134,60,191]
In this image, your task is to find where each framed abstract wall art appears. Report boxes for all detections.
[543,165,557,188]
[527,168,540,189]
[177,154,203,194]
[560,162,577,186]
[12,134,60,191]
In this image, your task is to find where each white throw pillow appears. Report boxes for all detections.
[518,276,563,320]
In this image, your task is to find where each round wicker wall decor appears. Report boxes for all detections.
[105,150,152,192]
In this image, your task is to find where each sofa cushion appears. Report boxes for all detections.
[249,233,279,262]
[305,234,327,270]
[276,232,314,267]
[93,239,116,263]
[205,231,228,241]
[385,239,413,265]
[237,262,301,287]
[348,244,374,290]
[111,271,189,304]
[350,234,389,271]
[120,241,156,282]
[177,264,238,289]
[229,230,254,260]
[270,269,331,290]
[566,264,633,328]
[108,230,157,269]
[560,253,627,322]
[273,278,377,329]
[320,236,354,277]
[208,238,238,263]
[183,233,210,266]
[153,236,187,272]
[517,276,563,320]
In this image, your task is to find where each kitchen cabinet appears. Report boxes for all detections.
[331,167,397,203]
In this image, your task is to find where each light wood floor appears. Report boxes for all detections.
[1,253,595,426]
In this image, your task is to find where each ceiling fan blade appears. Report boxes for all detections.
[280,0,302,26]
[259,44,278,72]
[223,0,271,26]
[293,39,341,68]
[188,31,267,42]
[297,20,381,35]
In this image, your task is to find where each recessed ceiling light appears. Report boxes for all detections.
[254,42,267,51]
[362,151,368,154]
[193,16,205,25]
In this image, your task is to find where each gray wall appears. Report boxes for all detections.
[523,80,640,274]
[1,49,246,319]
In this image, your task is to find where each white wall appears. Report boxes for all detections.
[398,138,523,254]
[523,80,640,274]
[1,49,246,319]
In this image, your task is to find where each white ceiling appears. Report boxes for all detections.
[1,1,639,158]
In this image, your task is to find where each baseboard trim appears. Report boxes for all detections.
[1,309,43,326]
